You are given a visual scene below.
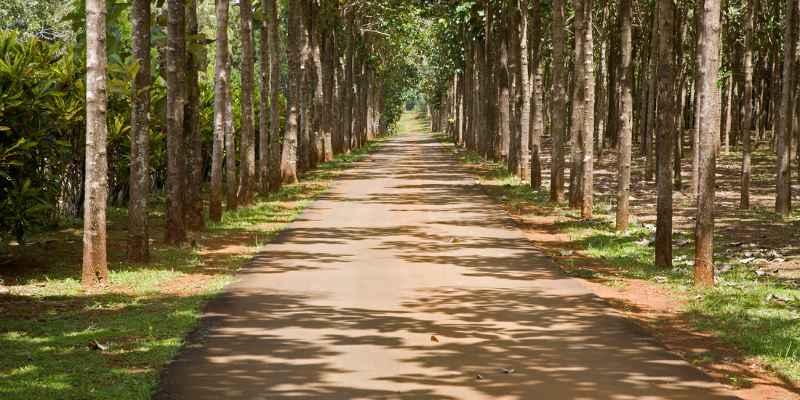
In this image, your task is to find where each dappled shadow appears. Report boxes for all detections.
[156,132,738,399]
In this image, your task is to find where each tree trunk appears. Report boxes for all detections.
[580,0,595,219]
[185,0,204,231]
[165,0,186,245]
[258,9,270,194]
[209,0,229,222]
[83,0,109,286]
[549,0,567,202]
[655,0,676,269]
[128,0,150,261]
[740,0,758,209]
[694,0,722,287]
[225,78,238,210]
[238,0,255,205]
[616,0,634,232]
[267,0,282,190]
[776,0,796,217]
[281,0,302,184]
[569,0,586,209]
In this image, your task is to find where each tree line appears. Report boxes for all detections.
[422,0,795,287]
[0,0,422,286]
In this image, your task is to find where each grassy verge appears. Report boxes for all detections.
[0,137,387,400]
[431,130,800,384]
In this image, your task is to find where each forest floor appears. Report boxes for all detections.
[0,139,386,400]
[433,118,800,399]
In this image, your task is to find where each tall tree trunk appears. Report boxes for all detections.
[258,10,270,194]
[83,0,109,286]
[694,0,722,287]
[497,9,511,163]
[185,0,204,231]
[209,0,229,222]
[225,78,238,210]
[549,0,567,202]
[321,22,335,162]
[740,0,758,209]
[529,0,543,188]
[579,0,595,219]
[128,0,150,261]
[655,0,676,269]
[165,0,186,245]
[644,8,658,182]
[514,0,531,181]
[616,0,634,232]
[238,0,255,205]
[776,0,796,217]
[281,0,302,183]
[267,0,282,190]
[569,0,586,209]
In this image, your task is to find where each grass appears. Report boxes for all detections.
[0,136,388,400]
[431,125,800,384]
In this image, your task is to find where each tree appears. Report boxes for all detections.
[579,0,595,219]
[513,0,530,181]
[225,76,238,209]
[281,0,301,184]
[185,0,204,231]
[82,0,109,286]
[238,0,255,205]
[165,0,186,245]
[209,0,229,223]
[530,0,544,189]
[655,0,676,269]
[615,0,633,232]
[128,0,150,261]
[258,4,269,194]
[775,0,795,218]
[267,0,282,190]
[740,0,758,209]
[694,0,722,287]
[549,0,567,203]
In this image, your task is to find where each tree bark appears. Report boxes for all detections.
[655,0,676,269]
[579,0,595,219]
[238,0,255,205]
[165,0,186,245]
[185,0,204,231]
[83,0,109,286]
[694,0,722,287]
[128,0,150,261]
[281,0,302,184]
[258,8,270,194]
[776,0,796,217]
[267,0,282,190]
[209,0,229,222]
[225,77,238,210]
[549,0,567,202]
[740,0,757,209]
[615,0,634,232]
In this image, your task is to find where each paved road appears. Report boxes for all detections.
[156,120,739,399]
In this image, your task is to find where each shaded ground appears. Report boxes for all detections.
[156,115,739,399]
[0,143,382,400]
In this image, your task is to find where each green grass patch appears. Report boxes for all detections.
[0,136,388,400]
